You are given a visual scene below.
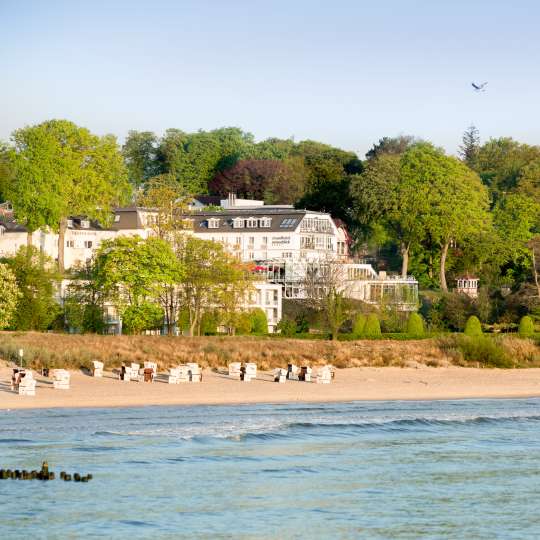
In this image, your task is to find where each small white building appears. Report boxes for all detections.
[456,275,479,298]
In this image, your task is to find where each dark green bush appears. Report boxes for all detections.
[276,318,297,337]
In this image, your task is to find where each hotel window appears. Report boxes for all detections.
[248,251,255,259]
[273,290,278,303]
[260,217,272,228]
[84,241,93,249]
[66,240,75,248]
[233,218,244,228]
[315,236,324,249]
[246,217,257,228]
[282,252,292,258]
[326,237,333,250]
[208,218,220,229]
[280,218,297,228]
[67,219,74,228]
[261,236,268,246]
[248,236,255,247]
[80,220,90,229]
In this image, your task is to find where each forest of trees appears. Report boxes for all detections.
[1,120,540,333]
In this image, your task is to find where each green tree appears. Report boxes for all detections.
[365,135,417,160]
[303,261,353,340]
[401,144,491,290]
[475,137,540,197]
[157,127,254,194]
[0,262,21,329]
[5,120,130,271]
[122,130,161,188]
[250,308,268,334]
[464,315,483,336]
[458,125,480,169]
[122,302,164,334]
[175,236,252,336]
[94,236,183,333]
[137,174,191,238]
[5,246,61,330]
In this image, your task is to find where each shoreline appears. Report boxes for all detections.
[3,366,540,410]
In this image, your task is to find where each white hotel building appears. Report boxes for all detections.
[0,197,418,333]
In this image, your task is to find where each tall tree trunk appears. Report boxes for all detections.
[440,242,450,292]
[400,242,410,278]
[58,217,67,273]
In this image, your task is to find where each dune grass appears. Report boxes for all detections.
[0,331,538,371]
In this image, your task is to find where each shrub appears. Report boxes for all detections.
[441,335,513,368]
[234,312,253,335]
[200,311,219,335]
[277,318,297,337]
[352,314,366,337]
[250,308,268,335]
[364,314,381,338]
[518,315,535,338]
[406,313,424,337]
[464,315,483,337]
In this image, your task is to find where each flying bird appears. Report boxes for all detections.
[472,82,488,92]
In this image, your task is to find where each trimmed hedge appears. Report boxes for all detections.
[364,314,381,338]
[464,316,483,337]
[518,316,535,338]
[406,313,424,337]
[352,314,367,337]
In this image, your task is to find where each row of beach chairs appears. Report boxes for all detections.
[273,365,332,384]
[11,368,71,395]
[227,362,333,384]
[14,361,332,397]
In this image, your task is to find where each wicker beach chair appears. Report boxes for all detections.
[18,372,36,396]
[273,368,287,383]
[92,361,104,377]
[316,366,332,384]
[228,362,242,380]
[52,369,70,390]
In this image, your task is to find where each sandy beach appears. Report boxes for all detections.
[3,365,540,409]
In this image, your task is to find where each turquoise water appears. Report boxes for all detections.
[1,399,540,539]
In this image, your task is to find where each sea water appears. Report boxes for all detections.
[1,399,540,539]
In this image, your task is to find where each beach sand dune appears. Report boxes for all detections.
[3,366,540,410]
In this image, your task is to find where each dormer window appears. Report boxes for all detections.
[67,219,74,228]
[246,217,258,228]
[208,218,220,229]
[233,217,244,228]
[80,220,90,229]
[260,217,272,228]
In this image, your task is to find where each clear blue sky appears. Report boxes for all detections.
[1,0,539,157]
